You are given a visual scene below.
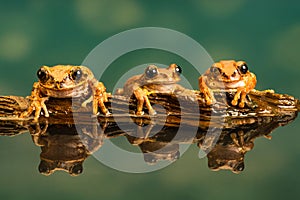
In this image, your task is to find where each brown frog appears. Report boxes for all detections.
[199,60,257,107]
[20,65,110,121]
[116,64,192,115]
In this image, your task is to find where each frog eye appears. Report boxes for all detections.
[210,66,221,75]
[38,160,51,175]
[69,163,83,176]
[145,65,158,78]
[174,151,180,160]
[37,68,48,82]
[71,68,83,81]
[233,162,244,173]
[175,65,182,75]
[239,63,248,74]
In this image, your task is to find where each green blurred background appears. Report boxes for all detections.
[0,0,300,199]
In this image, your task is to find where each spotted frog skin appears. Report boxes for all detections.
[20,65,110,121]
[199,60,257,107]
[116,64,190,115]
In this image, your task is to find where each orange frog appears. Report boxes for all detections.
[20,65,110,121]
[199,60,256,107]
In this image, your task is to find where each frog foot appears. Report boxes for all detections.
[136,111,145,115]
[115,88,124,95]
[20,97,49,122]
[135,109,156,116]
[133,88,157,116]
[92,110,111,118]
[148,109,157,116]
[231,91,246,108]
[231,99,246,108]
[203,93,215,106]
[101,110,111,116]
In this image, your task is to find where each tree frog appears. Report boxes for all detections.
[199,60,257,107]
[116,64,191,115]
[20,65,110,121]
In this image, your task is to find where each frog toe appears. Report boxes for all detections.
[104,111,111,116]
[205,97,215,106]
[136,111,144,116]
[231,99,238,106]
[148,109,157,116]
[238,101,245,108]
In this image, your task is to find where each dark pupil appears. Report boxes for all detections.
[175,65,182,75]
[38,160,50,174]
[235,163,244,172]
[37,69,48,82]
[239,64,248,74]
[71,164,83,175]
[72,69,82,80]
[145,67,158,78]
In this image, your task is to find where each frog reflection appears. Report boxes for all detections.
[198,130,254,173]
[28,121,104,176]
[141,142,180,164]
[125,125,181,164]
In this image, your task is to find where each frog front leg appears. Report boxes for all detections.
[231,73,257,108]
[133,87,156,115]
[231,88,246,108]
[198,76,215,105]
[93,82,111,115]
[20,82,49,122]
[230,131,254,152]
[82,80,110,115]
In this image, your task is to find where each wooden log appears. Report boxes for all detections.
[0,89,298,127]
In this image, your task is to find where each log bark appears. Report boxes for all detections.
[0,89,298,126]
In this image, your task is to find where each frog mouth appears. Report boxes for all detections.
[209,80,245,89]
[39,82,90,98]
[223,81,246,88]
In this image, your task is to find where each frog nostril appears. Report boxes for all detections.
[222,73,228,78]
[55,81,62,89]
[232,71,236,77]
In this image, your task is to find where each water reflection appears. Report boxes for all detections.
[0,113,297,175]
